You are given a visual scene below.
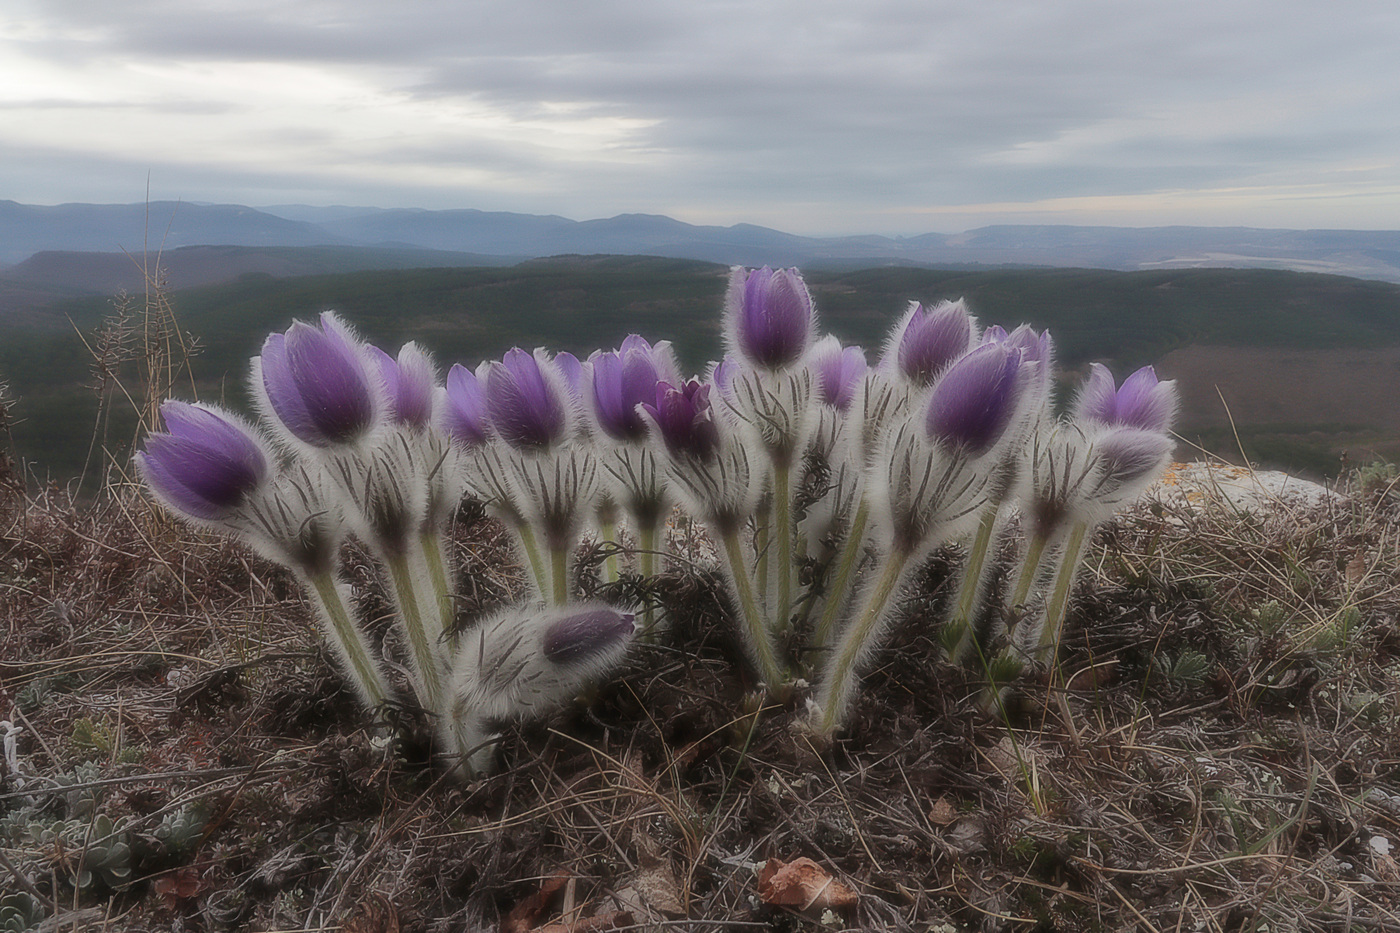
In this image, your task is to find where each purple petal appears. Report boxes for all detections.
[925,343,1024,455]
[897,300,974,388]
[729,266,814,370]
[441,363,490,447]
[1113,365,1176,433]
[811,337,866,412]
[485,348,567,450]
[645,380,719,461]
[371,343,436,430]
[542,607,636,665]
[264,315,377,446]
[138,401,268,520]
[1074,363,1120,426]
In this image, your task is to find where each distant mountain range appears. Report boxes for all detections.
[4,199,1400,284]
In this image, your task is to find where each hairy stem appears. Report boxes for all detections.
[418,529,455,646]
[638,522,661,636]
[385,551,446,714]
[1035,520,1092,666]
[816,546,913,736]
[1010,530,1052,609]
[946,502,1000,666]
[598,518,620,584]
[513,521,548,599]
[720,528,784,688]
[550,544,569,605]
[772,458,795,635]
[303,570,391,711]
[812,499,870,650]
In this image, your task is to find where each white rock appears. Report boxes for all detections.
[1149,462,1340,512]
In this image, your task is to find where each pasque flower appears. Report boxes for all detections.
[1075,363,1177,433]
[136,401,270,523]
[726,266,815,370]
[887,299,976,388]
[254,311,380,449]
[811,336,866,414]
[587,335,680,442]
[440,363,490,448]
[643,380,721,462]
[370,342,436,431]
[483,348,570,450]
[449,601,636,773]
[925,342,1029,457]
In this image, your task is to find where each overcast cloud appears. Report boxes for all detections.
[3,0,1398,234]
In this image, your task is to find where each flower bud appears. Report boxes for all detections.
[137,401,271,522]
[370,342,436,431]
[888,300,974,388]
[642,380,720,462]
[924,343,1025,456]
[483,348,569,450]
[254,311,380,449]
[725,266,815,370]
[1075,364,1177,434]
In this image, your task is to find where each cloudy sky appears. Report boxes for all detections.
[3,0,1398,235]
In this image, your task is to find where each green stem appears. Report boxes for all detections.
[514,521,548,598]
[812,499,870,650]
[1035,520,1092,666]
[1010,530,1052,609]
[773,458,794,635]
[755,507,770,616]
[946,503,1000,666]
[639,523,660,636]
[385,551,446,714]
[303,570,390,710]
[720,529,784,687]
[419,529,454,645]
[599,519,620,584]
[816,546,913,736]
[550,544,569,605]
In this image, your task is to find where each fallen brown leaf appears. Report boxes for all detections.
[927,796,957,826]
[500,870,573,933]
[757,857,857,911]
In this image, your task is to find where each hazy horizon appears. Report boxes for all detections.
[5,1,1400,238]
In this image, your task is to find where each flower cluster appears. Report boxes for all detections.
[140,266,1178,765]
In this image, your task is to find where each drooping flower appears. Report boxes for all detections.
[370,342,436,431]
[254,311,380,449]
[725,266,815,371]
[587,336,679,442]
[541,605,638,665]
[137,401,271,522]
[1074,364,1177,433]
[924,343,1027,456]
[886,300,975,388]
[482,348,570,450]
[810,336,867,413]
[439,364,490,448]
[643,380,720,462]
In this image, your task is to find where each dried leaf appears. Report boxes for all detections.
[1347,553,1367,585]
[152,867,204,907]
[757,857,857,911]
[500,870,573,933]
[927,796,957,826]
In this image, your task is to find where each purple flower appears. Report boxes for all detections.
[256,312,379,448]
[726,266,814,370]
[440,363,490,447]
[1075,364,1177,433]
[810,336,866,412]
[643,380,720,462]
[137,401,270,521]
[542,606,636,665]
[890,300,974,388]
[483,348,569,450]
[587,335,675,442]
[370,342,436,430]
[924,343,1025,456]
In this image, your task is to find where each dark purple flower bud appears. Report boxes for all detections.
[924,343,1025,456]
[810,336,866,412]
[643,380,720,462]
[542,606,636,665]
[1076,364,1177,433]
[726,266,814,370]
[440,363,490,447]
[370,343,436,430]
[589,339,666,442]
[1095,427,1175,485]
[892,300,974,387]
[257,312,378,448]
[483,348,569,450]
[137,401,270,521]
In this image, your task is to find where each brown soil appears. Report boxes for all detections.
[5,468,1400,931]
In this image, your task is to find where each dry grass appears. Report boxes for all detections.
[4,457,1400,932]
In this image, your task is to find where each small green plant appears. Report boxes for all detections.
[1351,460,1398,499]
[26,813,132,892]
[0,893,45,933]
[1153,649,1210,687]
